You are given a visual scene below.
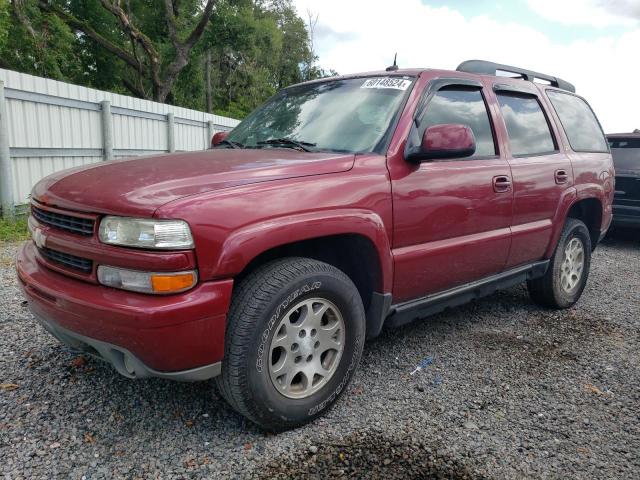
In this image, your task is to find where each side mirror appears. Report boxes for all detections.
[407,124,476,162]
[211,131,229,148]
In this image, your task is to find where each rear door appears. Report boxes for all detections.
[390,78,513,302]
[489,84,572,268]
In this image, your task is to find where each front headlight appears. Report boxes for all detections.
[99,217,194,249]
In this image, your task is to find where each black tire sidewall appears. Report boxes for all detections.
[245,270,365,427]
[551,220,591,308]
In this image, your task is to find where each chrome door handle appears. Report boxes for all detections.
[493,175,512,193]
[555,169,569,184]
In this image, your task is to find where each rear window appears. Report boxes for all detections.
[547,91,608,153]
[497,93,556,156]
[608,137,640,172]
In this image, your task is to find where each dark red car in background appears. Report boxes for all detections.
[17,60,614,430]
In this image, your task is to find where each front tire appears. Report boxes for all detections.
[527,218,592,308]
[216,257,365,431]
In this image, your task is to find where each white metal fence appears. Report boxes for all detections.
[0,68,240,216]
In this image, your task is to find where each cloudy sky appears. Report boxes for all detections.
[293,0,640,133]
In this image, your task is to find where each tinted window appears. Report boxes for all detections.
[420,88,496,157]
[608,137,640,172]
[547,91,608,153]
[497,93,556,156]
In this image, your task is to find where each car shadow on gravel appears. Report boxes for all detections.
[370,284,623,365]
[257,431,483,479]
[602,227,639,248]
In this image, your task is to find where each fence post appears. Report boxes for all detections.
[100,100,113,161]
[167,112,175,152]
[0,80,15,218]
[207,120,215,148]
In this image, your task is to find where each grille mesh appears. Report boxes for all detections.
[32,206,95,236]
[38,247,93,273]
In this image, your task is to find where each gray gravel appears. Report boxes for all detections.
[1,230,639,479]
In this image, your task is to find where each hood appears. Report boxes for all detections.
[32,149,355,217]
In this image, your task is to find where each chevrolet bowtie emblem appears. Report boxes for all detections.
[33,228,47,249]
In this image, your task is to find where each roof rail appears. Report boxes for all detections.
[456,60,576,93]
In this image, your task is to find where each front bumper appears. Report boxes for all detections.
[16,241,233,381]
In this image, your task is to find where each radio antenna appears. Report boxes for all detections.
[386,53,399,72]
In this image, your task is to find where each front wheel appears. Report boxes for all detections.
[215,257,365,431]
[527,218,592,309]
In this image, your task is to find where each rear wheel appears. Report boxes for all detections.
[215,257,365,431]
[527,218,592,308]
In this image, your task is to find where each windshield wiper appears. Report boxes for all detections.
[257,138,316,152]
[215,139,244,149]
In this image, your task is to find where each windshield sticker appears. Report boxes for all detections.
[361,78,412,90]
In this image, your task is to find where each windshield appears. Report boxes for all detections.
[225,76,414,153]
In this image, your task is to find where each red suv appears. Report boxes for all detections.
[17,60,614,430]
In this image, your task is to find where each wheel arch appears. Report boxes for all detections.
[213,208,393,318]
[545,189,603,257]
[232,232,391,339]
[565,197,602,251]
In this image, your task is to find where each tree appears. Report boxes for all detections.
[34,0,215,102]
[1,0,334,117]
[0,1,9,62]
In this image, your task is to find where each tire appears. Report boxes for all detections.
[215,257,366,431]
[527,218,592,309]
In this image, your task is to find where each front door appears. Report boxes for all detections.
[390,79,513,303]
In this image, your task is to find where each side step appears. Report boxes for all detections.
[385,260,549,329]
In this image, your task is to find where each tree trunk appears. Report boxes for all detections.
[205,50,213,113]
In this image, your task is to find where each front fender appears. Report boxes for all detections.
[210,209,394,292]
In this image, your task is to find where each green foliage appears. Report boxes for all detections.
[0,0,333,118]
[0,217,29,243]
[0,0,9,55]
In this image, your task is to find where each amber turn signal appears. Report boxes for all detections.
[97,266,198,294]
[151,272,197,293]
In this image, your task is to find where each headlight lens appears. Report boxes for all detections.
[99,217,194,249]
[97,265,197,294]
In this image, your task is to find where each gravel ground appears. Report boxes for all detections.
[1,230,639,479]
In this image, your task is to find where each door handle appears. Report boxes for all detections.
[555,169,569,184]
[493,175,512,193]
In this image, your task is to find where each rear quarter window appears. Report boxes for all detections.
[547,91,608,153]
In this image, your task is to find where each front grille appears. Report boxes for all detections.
[32,206,95,236]
[39,247,93,273]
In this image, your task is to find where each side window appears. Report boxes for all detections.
[547,91,608,153]
[497,93,556,156]
[420,87,496,158]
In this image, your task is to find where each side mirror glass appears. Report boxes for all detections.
[407,124,476,162]
[211,131,229,148]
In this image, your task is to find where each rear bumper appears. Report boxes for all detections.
[16,241,233,380]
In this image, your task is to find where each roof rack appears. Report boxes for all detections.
[456,60,576,93]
